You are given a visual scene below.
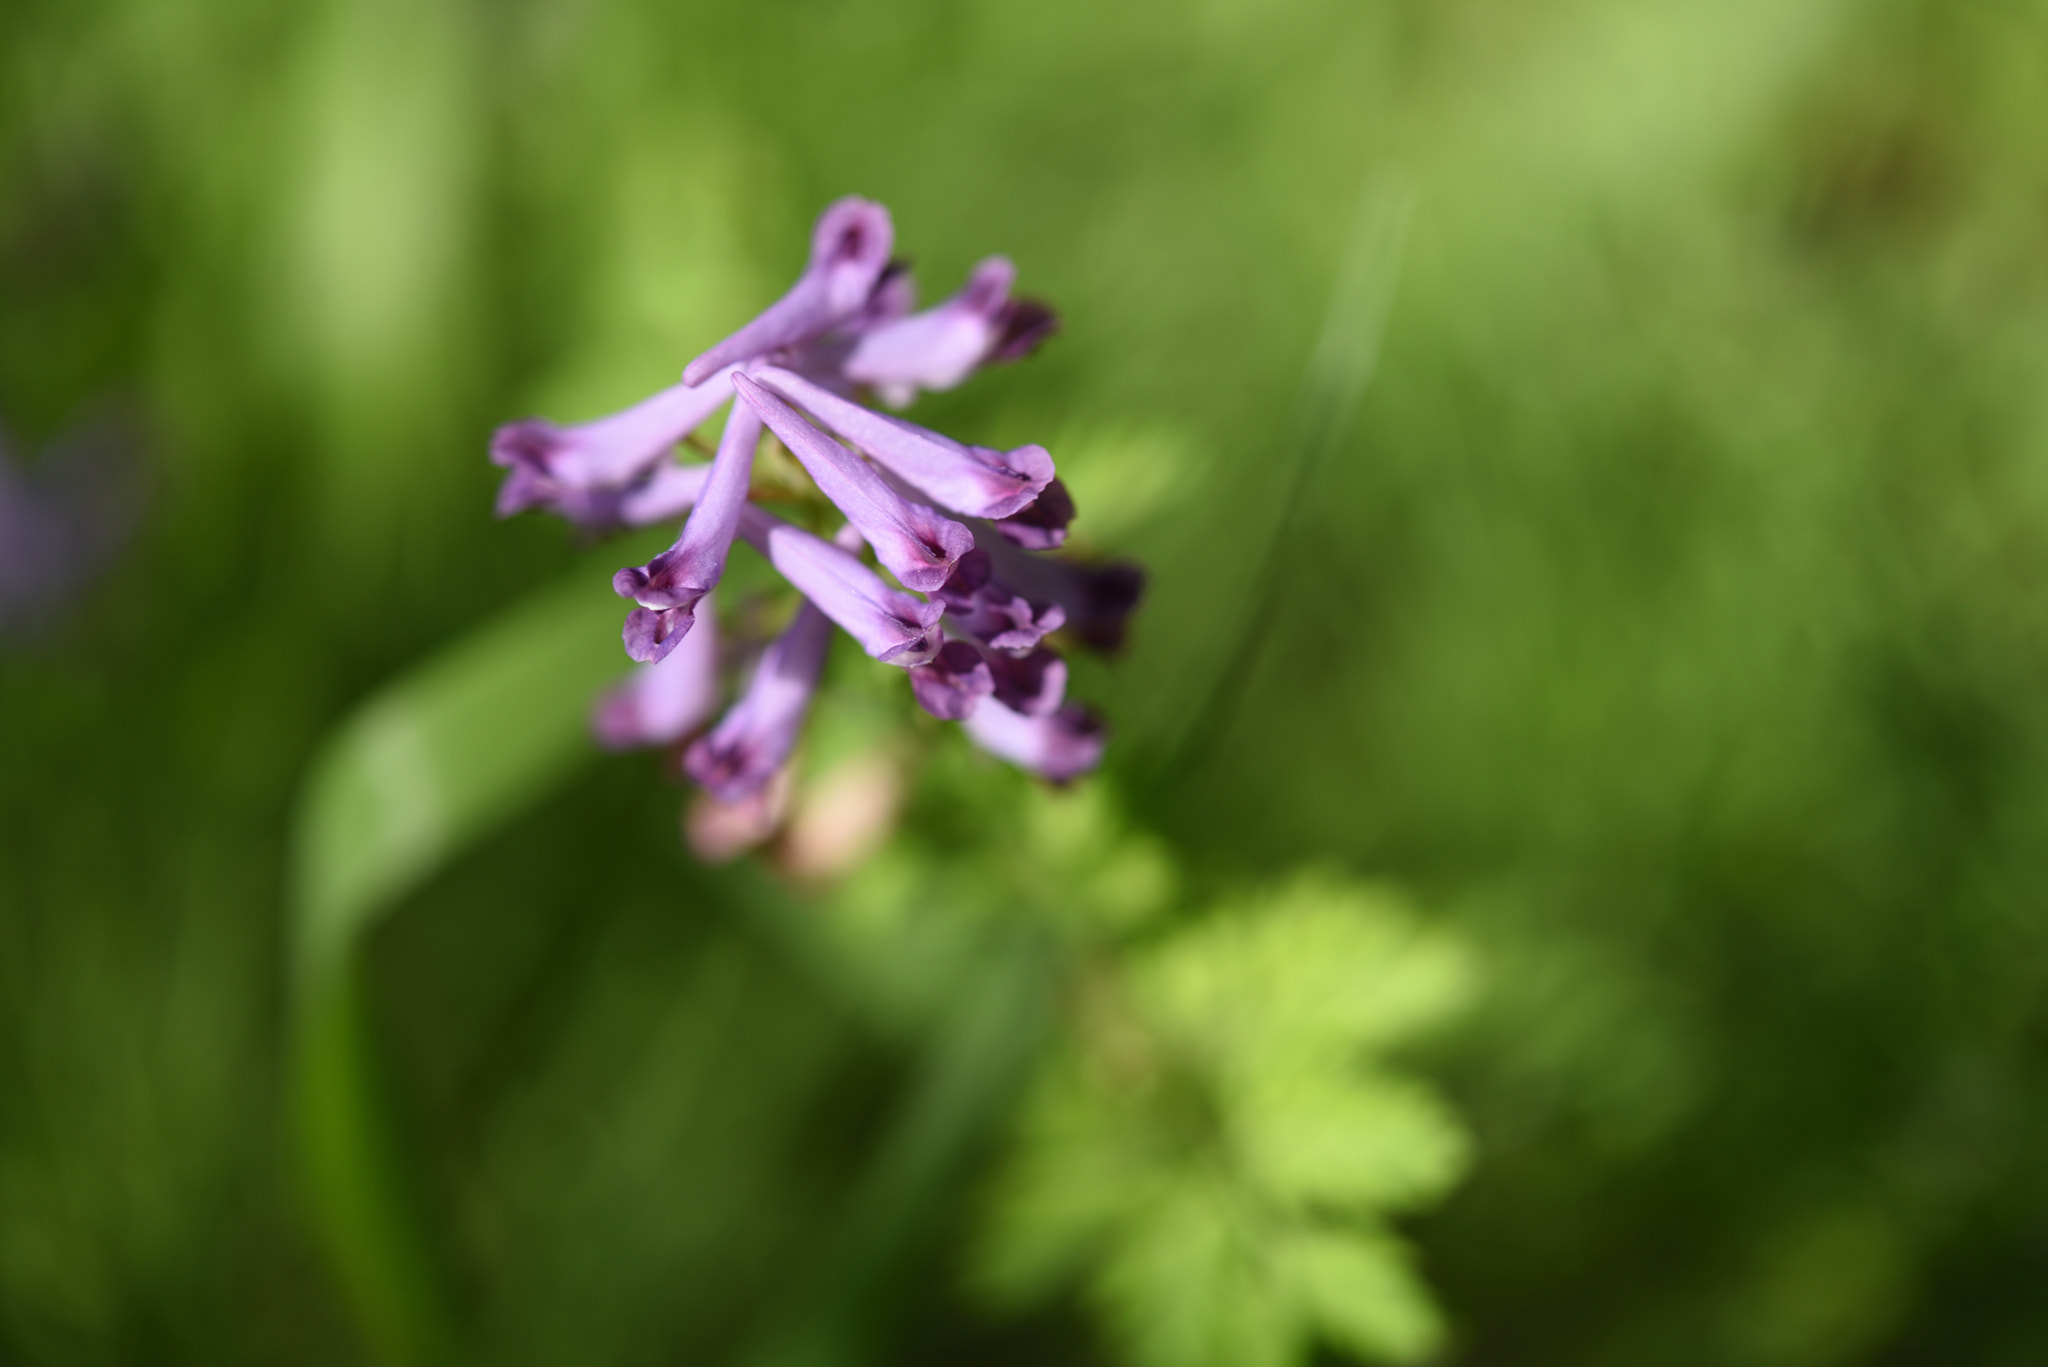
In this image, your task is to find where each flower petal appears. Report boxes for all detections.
[753,365,1053,520]
[612,402,763,615]
[985,645,1067,717]
[909,639,995,720]
[490,369,738,526]
[961,699,1106,782]
[682,198,895,386]
[733,372,973,593]
[976,527,1146,653]
[736,504,944,667]
[615,460,712,527]
[990,476,1075,550]
[592,595,722,749]
[684,600,832,801]
[842,257,1015,405]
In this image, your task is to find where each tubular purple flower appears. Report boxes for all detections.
[615,461,711,528]
[488,195,1137,806]
[985,646,1067,717]
[843,257,1017,407]
[975,526,1146,653]
[908,639,995,720]
[752,366,1053,521]
[988,298,1059,363]
[683,599,833,802]
[933,549,1066,653]
[682,199,896,387]
[962,699,1106,783]
[491,368,739,524]
[612,403,764,662]
[592,596,721,750]
[736,504,944,667]
[732,373,972,593]
[991,476,1076,550]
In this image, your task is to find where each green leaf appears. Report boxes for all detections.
[1098,1179,1298,1367]
[1231,1070,1472,1214]
[286,557,648,1363]
[1136,874,1477,1067]
[290,565,641,996]
[1277,1228,1446,1365]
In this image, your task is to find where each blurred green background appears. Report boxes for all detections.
[7,0,2048,1363]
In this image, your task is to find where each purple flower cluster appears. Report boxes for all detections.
[491,198,1141,800]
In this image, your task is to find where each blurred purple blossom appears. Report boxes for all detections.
[0,415,144,637]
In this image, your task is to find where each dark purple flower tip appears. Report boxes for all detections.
[683,601,833,801]
[623,603,697,664]
[613,545,714,610]
[682,198,896,387]
[859,259,918,328]
[941,570,1066,654]
[993,477,1076,549]
[842,256,1023,406]
[486,374,740,529]
[962,699,1107,783]
[593,603,721,750]
[683,735,781,806]
[978,647,1064,721]
[974,529,1146,655]
[493,459,556,518]
[934,548,993,608]
[989,298,1060,363]
[1066,561,1146,653]
[809,197,898,314]
[909,639,995,721]
[489,418,560,472]
[987,646,1068,717]
[612,564,651,600]
[874,614,947,668]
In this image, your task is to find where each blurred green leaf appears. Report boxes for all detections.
[1277,1229,1444,1365]
[287,555,650,1363]
[978,872,1475,1367]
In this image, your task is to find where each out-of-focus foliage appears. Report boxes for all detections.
[980,877,1474,1367]
[8,0,2048,1365]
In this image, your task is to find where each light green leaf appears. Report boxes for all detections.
[1099,1180,1298,1367]
[1278,1228,1446,1365]
[1137,875,1476,1067]
[1231,1070,1472,1214]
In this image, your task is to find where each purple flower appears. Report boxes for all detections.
[736,504,944,667]
[985,646,1067,718]
[489,196,1142,806]
[842,257,1057,407]
[612,403,764,663]
[961,699,1107,783]
[682,198,896,387]
[684,599,833,801]
[731,373,973,593]
[990,476,1076,550]
[975,526,1146,653]
[491,368,738,528]
[752,366,1053,520]
[0,415,143,634]
[909,639,996,721]
[592,596,722,749]
[934,549,1067,654]
[615,460,711,528]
